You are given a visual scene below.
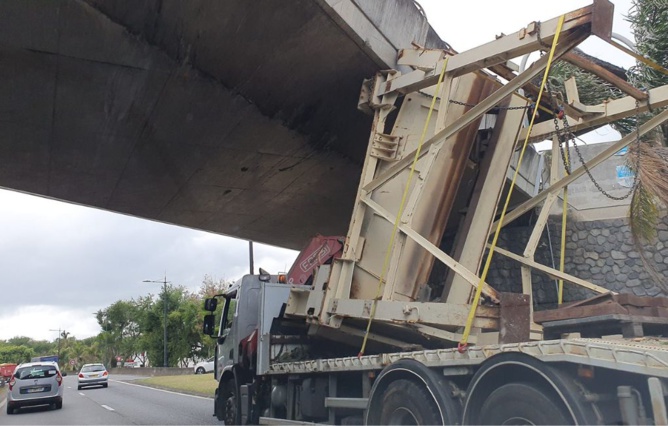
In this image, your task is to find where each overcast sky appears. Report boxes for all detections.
[0,0,634,342]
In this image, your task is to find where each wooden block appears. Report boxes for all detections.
[615,293,668,308]
[534,302,629,323]
[561,292,615,309]
[499,293,530,344]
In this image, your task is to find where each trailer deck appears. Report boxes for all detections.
[269,337,668,378]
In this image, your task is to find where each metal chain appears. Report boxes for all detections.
[544,79,573,174]
[563,101,642,201]
[535,21,553,51]
[537,19,643,200]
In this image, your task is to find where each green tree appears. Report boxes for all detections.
[198,274,229,299]
[96,300,142,367]
[78,274,232,368]
[6,337,54,357]
[0,345,34,364]
[140,286,206,367]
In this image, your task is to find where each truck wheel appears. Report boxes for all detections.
[377,379,442,425]
[478,382,571,425]
[215,378,240,425]
[463,353,598,425]
[6,404,15,415]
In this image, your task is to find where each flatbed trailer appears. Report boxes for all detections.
[202,0,668,423]
[262,337,668,424]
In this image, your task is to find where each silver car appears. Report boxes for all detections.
[77,363,108,390]
[6,362,64,414]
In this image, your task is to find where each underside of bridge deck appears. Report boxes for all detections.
[0,0,452,249]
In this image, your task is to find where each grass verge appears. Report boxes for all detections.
[134,374,217,397]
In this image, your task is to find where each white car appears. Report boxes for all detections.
[6,362,64,414]
[193,356,214,374]
[77,363,108,390]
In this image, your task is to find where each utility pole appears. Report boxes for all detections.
[143,276,171,367]
[162,275,167,368]
[249,241,254,275]
[49,328,62,364]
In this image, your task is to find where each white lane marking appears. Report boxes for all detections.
[79,392,85,396]
[101,404,115,411]
[67,386,72,389]
[0,397,6,410]
[109,379,212,400]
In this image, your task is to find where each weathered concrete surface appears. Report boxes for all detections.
[549,141,634,218]
[0,0,454,249]
[1,0,539,250]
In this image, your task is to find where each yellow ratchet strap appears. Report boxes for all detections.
[458,14,566,352]
[358,57,449,358]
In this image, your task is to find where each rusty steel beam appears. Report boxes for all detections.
[563,51,648,100]
[383,1,611,95]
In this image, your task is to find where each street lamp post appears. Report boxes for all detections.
[143,276,170,367]
[49,328,62,364]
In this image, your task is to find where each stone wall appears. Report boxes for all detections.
[486,214,668,310]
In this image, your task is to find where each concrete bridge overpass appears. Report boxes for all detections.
[0,0,538,249]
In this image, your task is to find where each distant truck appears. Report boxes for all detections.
[0,363,18,380]
[30,355,59,363]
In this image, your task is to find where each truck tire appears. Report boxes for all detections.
[215,377,240,425]
[376,379,441,425]
[463,353,598,425]
[366,359,461,425]
[478,382,571,425]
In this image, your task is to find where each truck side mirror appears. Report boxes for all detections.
[204,298,218,311]
[203,314,216,336]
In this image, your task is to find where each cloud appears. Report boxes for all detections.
[0,305,101,341]
[0,189,298,341]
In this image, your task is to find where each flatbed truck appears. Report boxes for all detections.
[203,1,668,424]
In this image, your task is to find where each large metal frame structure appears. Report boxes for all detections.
[285,0,668,347]
[202,2,668,424]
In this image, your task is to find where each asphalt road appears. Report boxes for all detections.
[0,374,219,425]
